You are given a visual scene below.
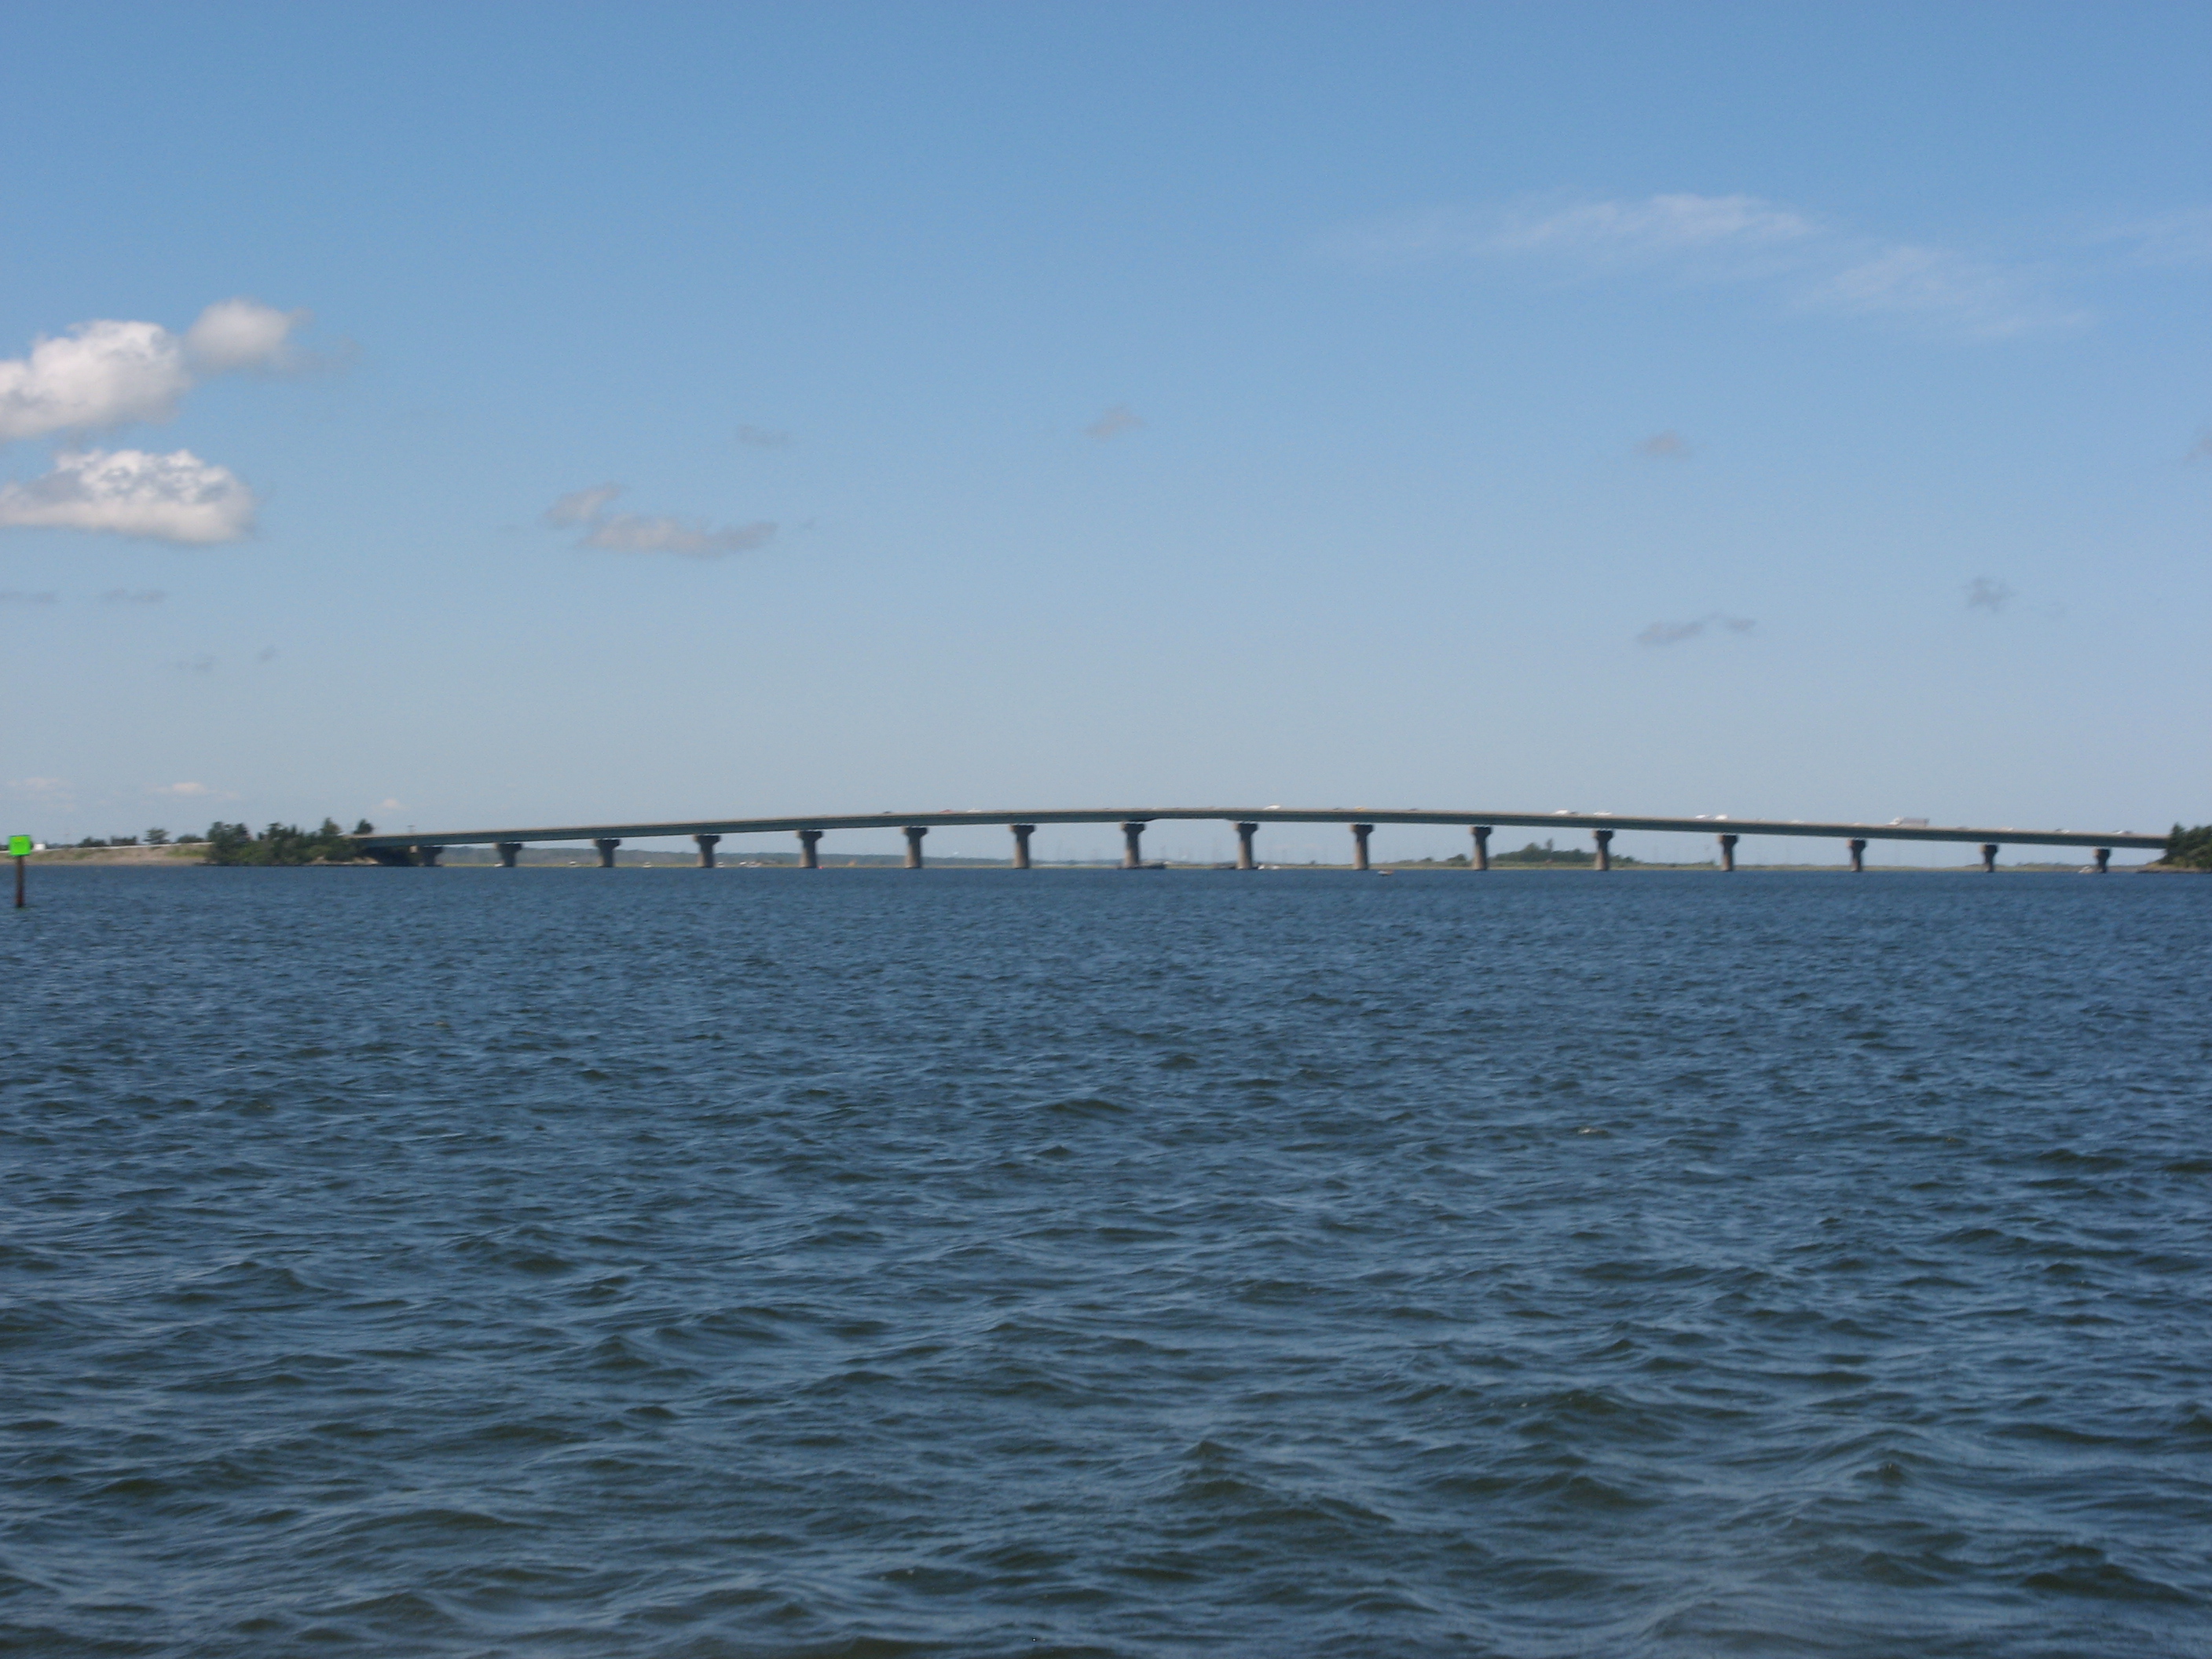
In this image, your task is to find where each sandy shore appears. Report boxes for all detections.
[24,845,211,866]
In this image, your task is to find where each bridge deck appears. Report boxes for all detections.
[357,808,2163,852]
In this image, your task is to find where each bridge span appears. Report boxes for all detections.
[355,808,2164,873]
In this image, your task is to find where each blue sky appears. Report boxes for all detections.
[2,2,2205,863]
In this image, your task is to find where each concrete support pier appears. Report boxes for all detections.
[902,826,928,869]
[798,829,822,869]
[1120,821,1148,869]
[2094,847,2111,873]
[1848,838,1867,873]
[594,838,620,868]
[1593,829,1613,872]
[1235,822,1258,870]
[414,844,444,867]
[1471,826,1491,870]
[694,833,720,869]
[1719,833,1738,873]
[1350,823,1373,871]
[496,842,522,869]
[1009,825,1035,869]
[1980,843,1999,873]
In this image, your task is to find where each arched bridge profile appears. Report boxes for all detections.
[356,808,2163,873]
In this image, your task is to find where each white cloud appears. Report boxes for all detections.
[0,449,257,543]
[148,781,218,798]
[1328,192,2084,339]
[0,300,308,444]
[544,483,776,557]
[181,298,308,373]
[580,514,776,556]
[0,320,194,442]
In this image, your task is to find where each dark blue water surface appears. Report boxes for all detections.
[3,867,2208,1657]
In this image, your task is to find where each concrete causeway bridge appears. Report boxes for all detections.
[357,808,2163,873]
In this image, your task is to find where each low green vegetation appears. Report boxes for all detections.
[2163,824,2212,870]
[70,828,181,848]
[203,819,375,866]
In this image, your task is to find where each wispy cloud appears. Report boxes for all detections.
[1802,244,2082,337]
[1638,612,1755,646]
[544,483,776,558]
[544,482,622,526]
[100,588,167,603]
[148,780,227,799]
[1326,192,2086,339]
[174,654,216,674]
[736,424,791,448]
[580,514,776,556]
[1965,577,2014,613]
[0,589,58,604]
[1636,430,1692,460]
[2104,207,2212,269]
[2188,432,2212,465]
[1086,405,1144,441]
[0,449,255,543]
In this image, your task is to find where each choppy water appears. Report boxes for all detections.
[3,867,2208,1657]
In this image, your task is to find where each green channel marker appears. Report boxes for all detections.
[8,836,30,857]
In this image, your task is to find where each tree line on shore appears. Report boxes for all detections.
[59,820,375,860]
[200,820,375,865]
[2166,825,2212,870]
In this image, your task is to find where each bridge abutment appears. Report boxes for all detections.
[1470,826,1490,870]
[798,830,822,869]
[903,826,927,869]
[594,838,620,868]
[1009,825,1034,869]
[695,834,720,868]
[1235,822,1258,870]
[1719,833,1738,872]
[496,842,522,868]
[1981,843,1999,873]
[1351,824,1373,871]
[2094,847,2111,873]
[1593,830,1613,872]
[413,844,443,868]
[1848,838,1866,873]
